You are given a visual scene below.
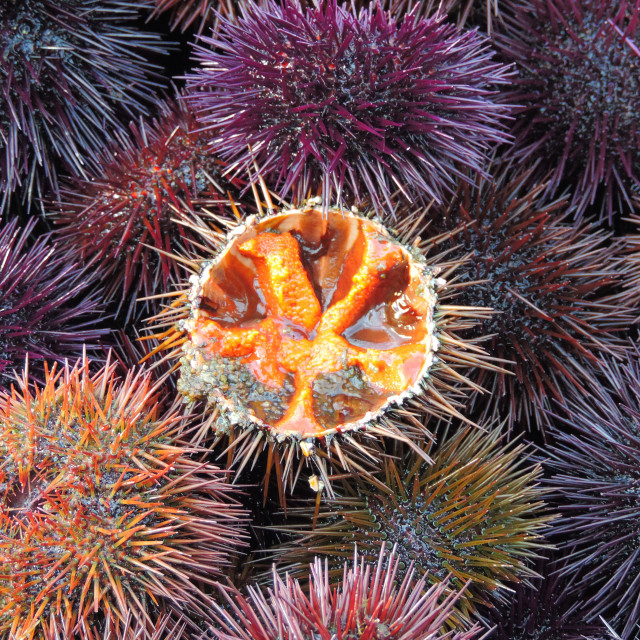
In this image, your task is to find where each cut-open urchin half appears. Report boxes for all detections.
[145,184,499,502]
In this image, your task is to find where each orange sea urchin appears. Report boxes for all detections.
[150,195,494,499]
[0,358,248,640]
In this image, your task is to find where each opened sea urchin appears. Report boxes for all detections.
[151,194,494,498]
[0,359,248,640]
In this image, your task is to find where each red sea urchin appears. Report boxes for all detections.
[49,98,240,321]
[207,547,482,640]
[184,0,512,212]
[425,164,630,433]
[266,425,551,617]
[497,0,640,222]
[0,218,107,391]
[545,349,640,639]
[148,190,495,500]
[0,358,248,640]
[0,0,169,212]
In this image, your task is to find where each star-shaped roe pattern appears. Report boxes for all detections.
[187,211,436,439]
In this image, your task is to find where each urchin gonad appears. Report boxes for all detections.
[179,208,440,444]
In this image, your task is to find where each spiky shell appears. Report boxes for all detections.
[266,424,551,618]
[0,358,248,640]
[207,546,482,640]
[478,553,608,640]
[545,349,640,639]
[147,189,497,502]
[424,163,630,433]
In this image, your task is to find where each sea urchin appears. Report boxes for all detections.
[148,192,495,500]
[185,0,512,211]
[0,217,107,391]
[497,0,640,221]
[267,424,551,617]
[546,349,640,639]
[207,546,482,640]
[0,358,247,640]
[49,98,238,321]
[425,164,630,432]
[0,0,168,212]
[478,553,607,640]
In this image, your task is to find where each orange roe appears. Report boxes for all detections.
[187,212,434,438]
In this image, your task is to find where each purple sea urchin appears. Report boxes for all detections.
[267,425,551,617]
[0,358,248,640]
[425,164,630,432]
[184,0,512,212]
[497,0,640,221]
[147,187,497,501]
[615,212,640,312]
[0,218,107,390]
[545,349,640,639]
[479,554,607,640]
[49,98,240,321]
[207,546,481,640]
[0,0,169,212]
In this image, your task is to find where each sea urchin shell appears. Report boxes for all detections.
[149,194,495,498]
[49,98,237,321]
[207,546,482,640]
[179,208,439,442]
[425,163,630,432]
[0,358,247,640]
[184,0,512,211]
